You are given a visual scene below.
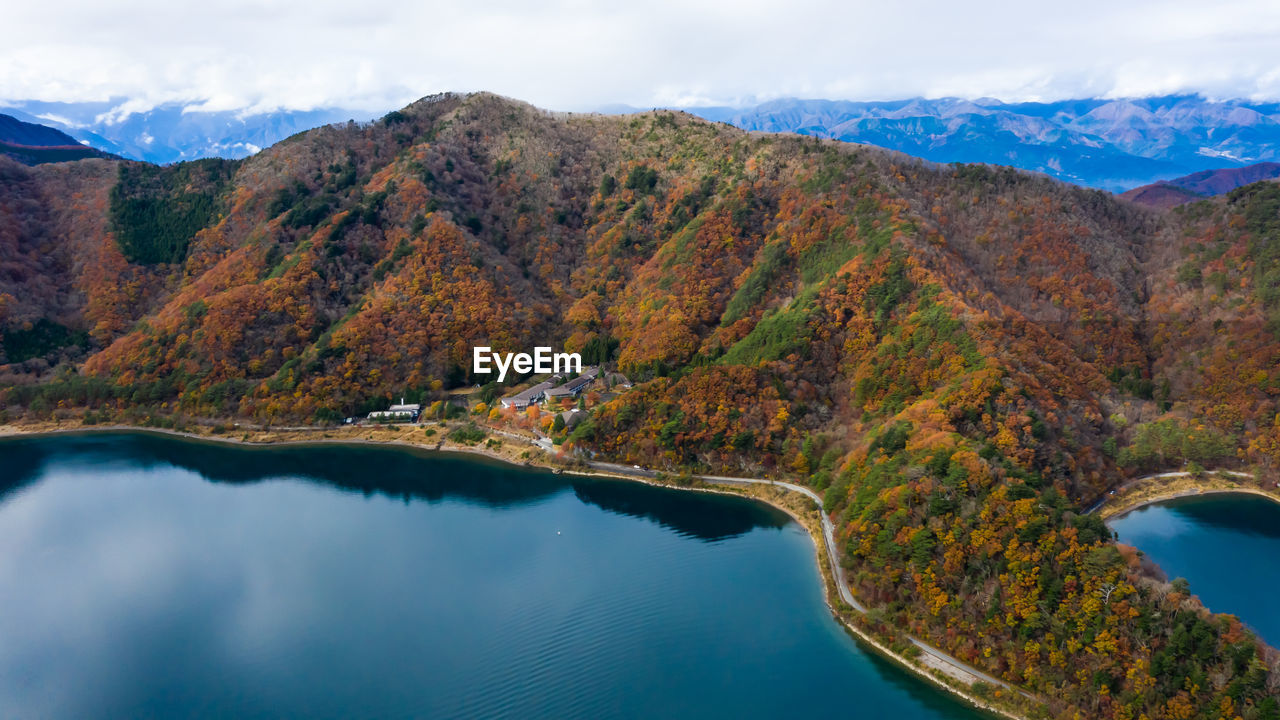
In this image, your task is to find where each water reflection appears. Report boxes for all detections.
[1111,494,1280,643]
[0,431,785,543]
[572,481,786,542]
[1161,494,1280,540]
[0,446,43,500]
[0,431,984,720]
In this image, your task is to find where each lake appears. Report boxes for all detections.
[0,432,985,719]
[1109,492,1280,643]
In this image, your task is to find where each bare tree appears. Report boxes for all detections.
[1099,582,1117,605]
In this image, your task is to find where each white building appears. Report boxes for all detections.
[368,398,422,422]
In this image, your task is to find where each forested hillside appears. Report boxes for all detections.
[2,92,1278,718]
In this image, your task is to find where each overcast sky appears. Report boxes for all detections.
[7,0,1280,114]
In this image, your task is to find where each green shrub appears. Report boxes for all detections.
[1117,418,1236,472]
[448,423,486,444]
[282,194,335,229]
[110,159,235,264]
[1176,261,1203,286]
[722,241,790,325]
[1,319,88,363]
[865,253,913,330]
[720,302,813,365]
[869,421,912,456]
[625,165,659,193]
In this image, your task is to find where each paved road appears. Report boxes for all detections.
[581,460,1026,694]
[695,472,862,611]
[587,461,864,610]
[488,427,555,452]
[1083,469,1254,515]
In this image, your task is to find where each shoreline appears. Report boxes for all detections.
[1092,469,1280,521]
[0,420,1031,720]
[1107,486,1280,520]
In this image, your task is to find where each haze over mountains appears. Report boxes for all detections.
[0,112,114,165]
[687,95,1280,191]
[10,94,1280,192]
[0,100,373,164]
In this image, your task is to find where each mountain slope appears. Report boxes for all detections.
[1,92,1278,719]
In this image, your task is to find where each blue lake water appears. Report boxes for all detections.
[0,432,984,719]
[1110,493,1280,643]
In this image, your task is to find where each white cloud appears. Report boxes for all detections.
[3,0,1280,114]
[35,112,84,128]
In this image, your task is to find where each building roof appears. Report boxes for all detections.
[501,380,553,406]
[544,368,598,398]
[563,376,591,392]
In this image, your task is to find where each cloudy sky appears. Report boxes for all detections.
[7,0,1280,113]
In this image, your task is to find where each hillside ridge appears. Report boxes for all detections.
[1121,161,1280,208]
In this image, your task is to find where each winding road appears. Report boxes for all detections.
[581,459,1020,694]
[429,425,1022,696]
[1083,469,1255,515]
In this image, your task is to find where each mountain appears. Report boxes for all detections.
[685,95,1280,191]
[0,112,113,165]
[0,113,80,146]
[0,100,372,164]
[13,94,1280,191]
[1,92,1278,719]
[1121,161,1280,208]
[1116,182,1202,209]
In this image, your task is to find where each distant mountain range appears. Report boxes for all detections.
[11,94,1280,192]
[0,112,113,165]
[1120,162,1280,208]
[683,95,1280,191]
[0,100,373,164]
